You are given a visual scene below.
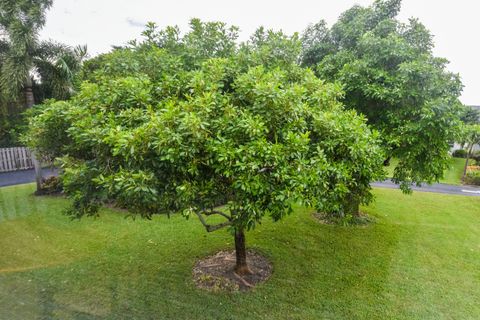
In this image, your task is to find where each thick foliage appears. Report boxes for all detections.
[301,0,463,190]
[459,105,480,125]
[26,20,384,230]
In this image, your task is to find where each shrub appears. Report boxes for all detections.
[471,151,480,165]
[464,170,480,186]
[452,149,467,158]
[38,175,63,195]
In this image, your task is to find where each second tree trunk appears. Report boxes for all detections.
[343,191,361,217]
[24,77,35,108]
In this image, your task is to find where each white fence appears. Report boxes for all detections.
[0,147,34,172]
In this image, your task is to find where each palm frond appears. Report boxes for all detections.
[33,40,88,99]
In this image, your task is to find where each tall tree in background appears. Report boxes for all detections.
[459,105,480,125]
[0,0,53,107]
[0,0,87,147]
[0,0,86,109]
[301,0,463,215]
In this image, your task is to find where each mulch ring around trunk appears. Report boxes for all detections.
[193,250,272,292]
[313,212,375,226]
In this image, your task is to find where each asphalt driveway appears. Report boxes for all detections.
[1,169,479,196]
[372,179,480,196]
[0,168,58,187]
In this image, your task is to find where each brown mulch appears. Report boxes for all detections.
[312,211,375,226]
[192,250,272,292]
[312,212,336,225]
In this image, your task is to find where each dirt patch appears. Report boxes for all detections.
[313,212,335,225]
[193,250,272,292]
[313,212,375,226]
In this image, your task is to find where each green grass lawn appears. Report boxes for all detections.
[1,184,479,319]
[385,157,467,185]
[441,157,468,185]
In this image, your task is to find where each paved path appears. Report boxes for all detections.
[0,168,58,187]
[372,179,480,197]
[1,169,479,196]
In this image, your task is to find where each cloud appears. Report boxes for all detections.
[126,17,146,28]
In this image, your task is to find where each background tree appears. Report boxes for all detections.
[25,21,384,274]
[455,105,479,150]
[0,0,87,146]
[461,124,480,180]
[32,41,88,101]
[459,105,479,125]
[300,0,464,214]
[0,0,53,107]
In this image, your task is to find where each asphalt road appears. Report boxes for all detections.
[372,179,480,197]
[1,169,479,196]
[0,168,58,187]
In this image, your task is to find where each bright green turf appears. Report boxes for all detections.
[441,157,468,185]
[1,184,479,319]
[385,157,467,185]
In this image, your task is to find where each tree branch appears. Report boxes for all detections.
[201,209,232,221]
[258,166,274,173]
[206,221,232,232]
[195,210,232,232]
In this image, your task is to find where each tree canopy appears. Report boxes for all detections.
[25,20,384,273]
[301,0,464,191]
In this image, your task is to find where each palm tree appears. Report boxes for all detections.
[0,0,86,109]
[1,0,86,191]
[32,41,88,101]
[1,0,53,107]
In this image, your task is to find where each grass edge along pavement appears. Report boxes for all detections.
[385,157,469,186]
[0,183,479,319]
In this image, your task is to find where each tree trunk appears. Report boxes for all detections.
[234,228,251,275]
[24,77,35,108]
[462,144,473,181]
[31,151,43,193]
[343,191,361,217]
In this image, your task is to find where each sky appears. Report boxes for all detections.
[40,0,480,105]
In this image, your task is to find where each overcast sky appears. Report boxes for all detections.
[40,0,479,105]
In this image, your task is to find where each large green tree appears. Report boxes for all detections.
[301,0,464,212]
[26,21,384,274]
